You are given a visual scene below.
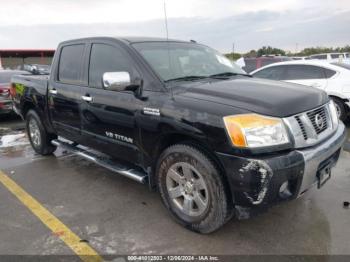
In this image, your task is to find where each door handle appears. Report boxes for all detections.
[82,95,93,102]
[49,89,57,95]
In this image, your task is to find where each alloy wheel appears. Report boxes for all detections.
[166,162,209,217]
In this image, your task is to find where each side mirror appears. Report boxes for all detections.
[103,72,131,91]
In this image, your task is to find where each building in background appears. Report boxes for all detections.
[0,49,55,69]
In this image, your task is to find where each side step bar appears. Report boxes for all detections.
[51,139,148,184]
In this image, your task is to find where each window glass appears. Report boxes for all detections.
[89,44,134,88]
[252,66,284,80]
[311,55,327,60]
[283,65,324,80]
[324,68,336,78]
[133,42,245,81]
[58,44,85,84]
[330,54,344,59]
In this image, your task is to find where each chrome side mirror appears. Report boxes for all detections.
[102,72,131,91]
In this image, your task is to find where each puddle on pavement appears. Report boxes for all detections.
[0,127,36,166]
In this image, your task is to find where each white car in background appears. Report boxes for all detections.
[309,53,350,64]
[251,60,350,121]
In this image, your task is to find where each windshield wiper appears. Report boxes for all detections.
[165,75,208,82]
[209,72,251,78]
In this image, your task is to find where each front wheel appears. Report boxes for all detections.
[26,110,57,155]
[332,97,348,122]
[157,144,231,233]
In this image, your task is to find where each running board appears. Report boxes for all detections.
[51,139,148,184]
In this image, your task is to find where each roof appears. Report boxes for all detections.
[59,36,191,45]
[0,49,55,58]
[120,36,187,43]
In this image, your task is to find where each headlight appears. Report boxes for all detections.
[329,100,339,129]
[223,114,289,148]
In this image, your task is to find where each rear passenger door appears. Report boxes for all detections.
[48,43,86,143]
[282,65,327,90]
[80,42,143,163]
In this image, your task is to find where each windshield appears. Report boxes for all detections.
[133,42,246,81]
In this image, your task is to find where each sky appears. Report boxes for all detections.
[0,0,349,53]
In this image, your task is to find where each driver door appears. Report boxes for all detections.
[80,42,143,163]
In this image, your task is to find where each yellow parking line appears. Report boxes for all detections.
[0,170,103,262]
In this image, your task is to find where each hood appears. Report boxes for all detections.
[174,76,328,117]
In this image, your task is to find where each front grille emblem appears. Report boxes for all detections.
[314,114,324,129]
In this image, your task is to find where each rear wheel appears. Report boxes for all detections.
[332,97,347,122]
[157,144,231,233]
[26,110,57,155]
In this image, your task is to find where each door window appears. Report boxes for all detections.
[89,44,135,89]
[283,65,325,80]
[253,66,284,80]
[58,44,85,84]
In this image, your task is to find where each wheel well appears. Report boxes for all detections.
[152,134,233,205]
[22,102,36,119]
[329,95,349,111]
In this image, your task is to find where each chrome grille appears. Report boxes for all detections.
[295,115,308,140]
[306,106,328,134]
[284,103,335,148]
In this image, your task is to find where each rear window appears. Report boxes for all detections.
[58,44,85,84]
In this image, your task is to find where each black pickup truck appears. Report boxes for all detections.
[11,37,346,233]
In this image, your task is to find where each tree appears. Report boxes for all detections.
[257,46,286,56]
[224,52,242,61]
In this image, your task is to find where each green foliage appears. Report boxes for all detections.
[224,45,350,59]
[257,46,286,56]
[224,53,242,61]
[296,45,350,56]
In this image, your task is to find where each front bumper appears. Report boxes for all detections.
[216,122,347,217]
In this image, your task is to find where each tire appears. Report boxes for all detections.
[157,144,231,234]
[332,97,347,122]
[26,110,57,155]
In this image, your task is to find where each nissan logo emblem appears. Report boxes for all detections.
[314,114,324,129]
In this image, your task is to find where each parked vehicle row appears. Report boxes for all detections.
[10,37,346,233]
[236,56,292,73]
[309,53,350,64]
[251,60,350,121]
[236,53,350,73]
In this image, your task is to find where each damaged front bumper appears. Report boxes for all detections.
[216,122,347,219]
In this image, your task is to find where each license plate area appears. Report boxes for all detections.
[317,164,331,188]
[316,149,340,189]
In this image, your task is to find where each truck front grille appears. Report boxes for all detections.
[306,106,328,135]
[295,115,308,140]
[284,103,335,148]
